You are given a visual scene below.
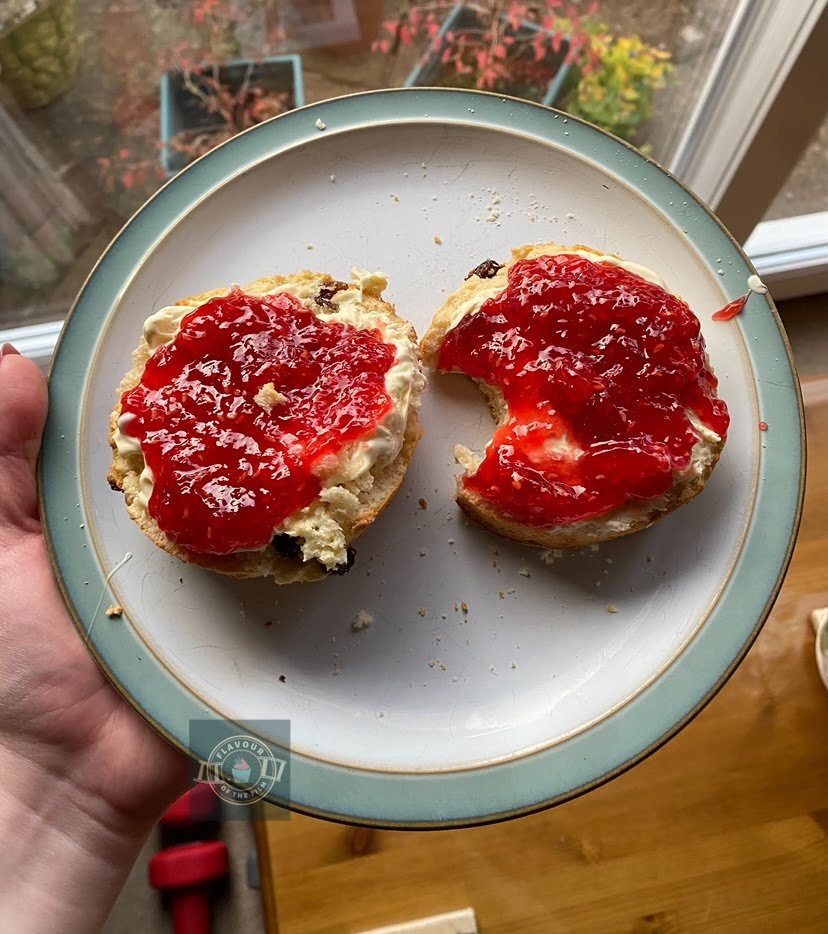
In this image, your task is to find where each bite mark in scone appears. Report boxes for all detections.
[109,268,425,583]
[422,242,730,549]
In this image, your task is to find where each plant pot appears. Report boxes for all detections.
[404,2,571,107]
[159,55,304,177]
[0,0,79,110]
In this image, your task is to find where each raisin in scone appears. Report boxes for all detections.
[421,243,729,549]
[109,268,425,583]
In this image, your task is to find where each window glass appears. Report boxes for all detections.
[0,0,750,328]
[763,113,828,222]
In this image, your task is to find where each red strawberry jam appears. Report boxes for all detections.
[712,293,748,321]
[438,254,730,528]
[119,289,395,555]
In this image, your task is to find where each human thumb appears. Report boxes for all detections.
[0,346,48,525]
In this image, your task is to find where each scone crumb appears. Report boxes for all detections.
[518,568,531,578]
[105,605,123,618]
[607,604,619,614]
[418,497,428,510]
[418,607,427,617]
[419,547,428,557]
[510,661,517,669]
[498,591,504,600]
[329,174,336,182]
[352,609,373,632]
[315,118,326,130]
[254,383,288,413]
[433,235,442,245]
[460,601,469,614]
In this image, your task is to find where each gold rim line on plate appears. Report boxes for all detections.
[39,89,806,820]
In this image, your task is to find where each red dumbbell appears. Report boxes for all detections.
[149,840,228,934]
[160,783,220,828]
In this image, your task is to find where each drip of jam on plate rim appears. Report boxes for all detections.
[712,293,749,321]
[438,254,731,528]
[120,289,395,555]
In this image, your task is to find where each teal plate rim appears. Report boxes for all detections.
[40,88,805,830]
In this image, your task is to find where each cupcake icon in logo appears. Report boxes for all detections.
[231,754,252,787]
[203,733,285,806]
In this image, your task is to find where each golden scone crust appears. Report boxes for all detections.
[109,271,423,583]
[422,242,725,549]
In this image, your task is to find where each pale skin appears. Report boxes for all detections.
[0,345,189,932]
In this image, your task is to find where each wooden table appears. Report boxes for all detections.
[256,377,828,934]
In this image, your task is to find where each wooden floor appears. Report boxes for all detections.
[256,377,828,934]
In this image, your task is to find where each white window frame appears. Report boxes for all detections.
[3,0,826,365]
[669,0,826,212]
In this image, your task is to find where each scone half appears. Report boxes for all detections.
[109,268,425,583]
[422,242,729,549]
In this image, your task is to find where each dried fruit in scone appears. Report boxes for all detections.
[109,269,425,583]
[421,243,729,549]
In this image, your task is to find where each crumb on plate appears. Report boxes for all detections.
[352,609,373,631]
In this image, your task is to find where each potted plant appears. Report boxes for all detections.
[160,55,303,176]
[376,1,597,107]
[562,32,673,144]
[158,0,303,176]
[0,0,78,109]
[98,0,304,194]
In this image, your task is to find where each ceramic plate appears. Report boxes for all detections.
[41,89,804,828]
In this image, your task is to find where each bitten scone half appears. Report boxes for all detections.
[109,268,425,583]
[422,242,729,549]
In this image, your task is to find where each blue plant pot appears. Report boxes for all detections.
[404,3,570,107]
[159,55,304,178]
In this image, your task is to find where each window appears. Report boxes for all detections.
[1,0,825,358]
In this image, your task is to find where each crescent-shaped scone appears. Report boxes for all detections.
[109,269,425,583]
[422,243,729,549]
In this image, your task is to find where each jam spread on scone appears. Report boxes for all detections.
[438,254,730,527]
[119,289,395,555]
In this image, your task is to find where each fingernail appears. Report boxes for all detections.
[1,342,20,360]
